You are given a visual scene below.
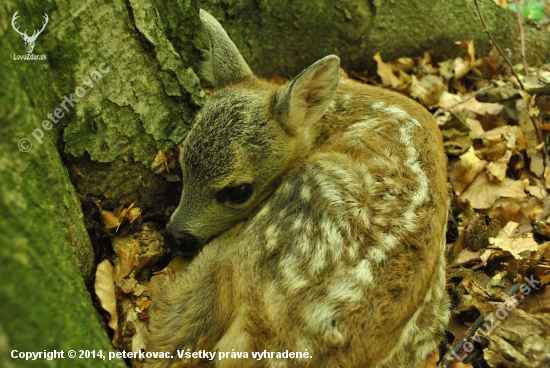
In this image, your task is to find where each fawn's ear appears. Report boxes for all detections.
[274,55,340,134]
[199,9,254,87]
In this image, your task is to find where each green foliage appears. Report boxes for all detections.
[509,0,547,22]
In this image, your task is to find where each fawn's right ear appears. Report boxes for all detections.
[273,55,340,136]
[199,9,254,88]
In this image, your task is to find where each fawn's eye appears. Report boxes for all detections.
[218,184,253,204]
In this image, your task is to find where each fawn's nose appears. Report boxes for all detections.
[163,227,202,255]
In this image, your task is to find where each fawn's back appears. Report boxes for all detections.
[147,9,450,368]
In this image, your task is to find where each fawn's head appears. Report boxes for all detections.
[165,10,340,252]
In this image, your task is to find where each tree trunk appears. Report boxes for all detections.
[0,0,548,365]
[0,31,125,368]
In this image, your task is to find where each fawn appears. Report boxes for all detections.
[146,9,450,368]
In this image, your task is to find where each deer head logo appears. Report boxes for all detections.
[11,11,49,54]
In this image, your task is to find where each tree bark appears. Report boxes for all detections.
[0,0,548,365]
[0,30,125,368]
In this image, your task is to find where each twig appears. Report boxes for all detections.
[473,0,525,91]
[433,85,494,117]
[514,0,529,76]
[438,282,522,368]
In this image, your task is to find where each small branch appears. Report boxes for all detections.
[514,0,529,76]
[438,283,522,368]
[433,85,494,117]
[473,0,525,91]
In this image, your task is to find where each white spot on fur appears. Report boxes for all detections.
[371,101,385,110]
[303,301,343,343]
[346,118,380,131]
[310,238,328,275]
[384,233,398,250]
[300,185,311,201]
[367,247,386,263]
[384,105,410,119]
[279,255,308,293]
[265,223,278,250]
[354,259,373,284]
[328,279,363,305]
[292,214,303,230]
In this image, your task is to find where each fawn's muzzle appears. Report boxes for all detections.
[163,228,202,255]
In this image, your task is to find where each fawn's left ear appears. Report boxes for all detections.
[199,9,255,88]
[273,55,340,135]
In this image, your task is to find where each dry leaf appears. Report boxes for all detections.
[127,207,142,223]
[489,199,531,229]
[131,320,148,354]
[530,150,545,177]
[460,172,528,209]
[486,270,507,297]
[526,185,547,200]
[137,298,152,311]
[461,98,504,116]
[488,221,538,259]
[101,210,120,229]
[151,150,168,173]
[94,260,119,345]
[374,52,402,88]
[410,75,444,106]
[466,117,485,139]
[451,147,488,195]
[437,91,462,110]
[486,150,511,182]
[389,57,414,73]
[483,309,550,367]
[454,40,475,80]
[134,284,147,297]
[545,166,550,189]
[452,249,481,266]
[118,277,137,294]
[113,239,140,281]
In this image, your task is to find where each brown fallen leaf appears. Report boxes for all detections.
[462,97,504,116]
[94,259,119,346]
[410,74,445,106]
[113,238,140,281]
[452,249,481,266]
[118,277,137,294]
[101,210,120,229]
[488,199,531,229]
[460,172,528,209]
[483,308,550,367]
[117,202,136,231]
[454,40,475,80]
[451,147,488,196]
[488,221,538,259]
[544,166,550,189]
[486,150,511,182]
[389,57,414,73]
[127,207,142,223]
[374,51,402,88]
